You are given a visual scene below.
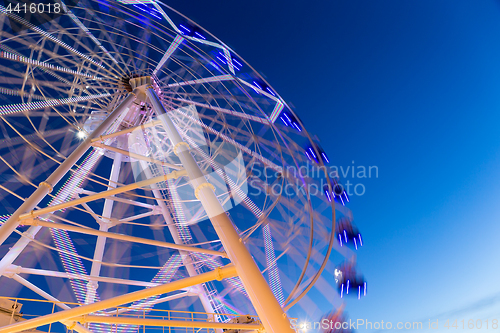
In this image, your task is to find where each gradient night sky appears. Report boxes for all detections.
[168,1,500,332]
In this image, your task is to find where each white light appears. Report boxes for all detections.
[77,130,86,139]
[86,85,89,88]
[299,322,308,332]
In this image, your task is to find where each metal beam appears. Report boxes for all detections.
[147,87,294,333]
[22,219,227,258]
[118,210,159,223]
[7,265,194,289]
[76,189,157,210]
[0,265,238,333]
[85,153,121,304]
[137,159,221,326]
[17,170,187,221]
[103,291,196,316]
[0,92,137,246]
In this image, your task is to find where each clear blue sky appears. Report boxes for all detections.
[169,1,500,331]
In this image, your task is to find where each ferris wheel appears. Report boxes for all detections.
[0,1,365,332]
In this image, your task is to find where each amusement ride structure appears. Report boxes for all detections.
[0,1,366,332]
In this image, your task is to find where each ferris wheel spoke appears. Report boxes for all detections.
[0,6,104,70]
[0,50,105,80]
[7,266,164,288]
[0,128,67,150]
[154,35,184,75]
[187,108,259,151]
[26,26,119,82]
[22,220,226,258]
[60,2,121,70]
[166,96,270,125]
[262,224,285,305]
[167,74,234,88]
[174,107,282,173]
[81,20,131,75]
[0,87,45,101]
[0,92,114,116]
[180,129,264,223]
[40,19,117,76]
[269,100,285,123]
[236,77,280,103]
[92,142,182,170]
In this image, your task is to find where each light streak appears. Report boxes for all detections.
[0,51,103,80]
[167,74,234,88]
[154,35,184,75]
[0,5,104,69]
[0,93,112,116]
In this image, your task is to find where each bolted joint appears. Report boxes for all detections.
[25,218,38,227]
[65,321,78,330]
[194,182,216,200]
[39,181,53,193]
[167,169,187,181]
[215,266,223,281]
[173,141,189,156]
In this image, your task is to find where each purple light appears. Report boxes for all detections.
[179,24,191,33]
[283,113,291,123]
[133,4,162,20]
[325,190,331,202]
[338,233,342,246]
[343,230,347,242]
[216,56,227,64]
[233,58,243,67]
[148,12,162,20]
[266,87,276,96]
[322,152,330,163]
[292,122,301,131]
[194,32,206,40]
[358,286,361,299]
[280,116,288,125]
[354,237,358,250]
[364,282,367,295]
[308,147,317,159]
[210,61,220,70]
[347,280,350,294]
[305,151,311,160]
[133,4,146,12]
[341,284,344,298]
[253,81,263,90]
